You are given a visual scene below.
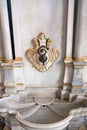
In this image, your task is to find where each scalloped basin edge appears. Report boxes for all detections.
[0,107,87,130]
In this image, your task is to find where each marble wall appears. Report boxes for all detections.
[11,0,68,88]
[0,0,87,94]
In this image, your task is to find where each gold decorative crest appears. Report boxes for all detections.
[26,32,59,72]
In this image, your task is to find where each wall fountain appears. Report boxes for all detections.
[0,0,87,130]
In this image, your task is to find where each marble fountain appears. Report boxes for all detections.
[1,90,87,130]
[1,0,87,130]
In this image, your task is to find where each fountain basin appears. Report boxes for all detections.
[0,92,87,130]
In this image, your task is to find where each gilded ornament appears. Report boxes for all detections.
[26,32,59,72]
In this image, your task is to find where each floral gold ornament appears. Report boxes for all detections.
[26,32,59,71]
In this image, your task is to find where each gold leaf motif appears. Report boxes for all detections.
[26,32,59,72]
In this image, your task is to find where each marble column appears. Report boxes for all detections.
[61,0,75,100]
[74,0,87,60]
[72,0,87,93]
[10,0,25,91]
[65,0,75,60]
[0,0,25,94]
[11,0,22,62]
[0,0,17,95]
[0,0,13,62]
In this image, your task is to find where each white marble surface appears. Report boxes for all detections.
[72,68,83,87]
[14,67,24,85]
[0,93,87,130]
[1,0,87,130]
[66,0,74,58]
[0,0,12,60]
[64,64,73,84]
[4,69,16,87]
[75,0,87,58]
[11,0,67,88]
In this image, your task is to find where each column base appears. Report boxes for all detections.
[72,61,84,89]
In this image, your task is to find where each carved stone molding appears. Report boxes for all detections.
[26,32,59,72]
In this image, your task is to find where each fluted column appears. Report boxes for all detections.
[62,0,75,100]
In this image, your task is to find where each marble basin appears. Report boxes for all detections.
[0,91,87,130]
